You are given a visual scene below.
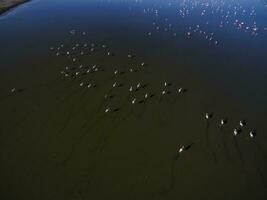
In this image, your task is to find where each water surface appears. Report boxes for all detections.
[0,0,267,199]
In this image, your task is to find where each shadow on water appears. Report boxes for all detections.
[252,139,267,189]
[57,96,125,166]
[232,135,250,194]
[0,88,27,103]
[158,143,194,196]
[56,112,107,166]
[95,110,125,153]
[136,94,154,119]
[219,126,232,162]
[233,136,245,169]
[257,163,267,191]
[39,61,120,136]
[253,140,267,161]
[205,120,217,163]
[56,89,93,135]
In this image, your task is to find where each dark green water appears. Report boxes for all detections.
[0,0,267,199]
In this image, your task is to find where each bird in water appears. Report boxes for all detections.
[132,98,137,104]
[178,145,185,153]
[234,127,241,136]
[11,88,16,93]
[249,130,256,138]
[144,93,148,99]
[177,143,193,156]
[164,82,171,87]
[220,119,227,126]
[205,113,213,120]
[113,82,117,88]
[178,87,185,93]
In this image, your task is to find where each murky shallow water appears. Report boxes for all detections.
[0,0,267,199]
